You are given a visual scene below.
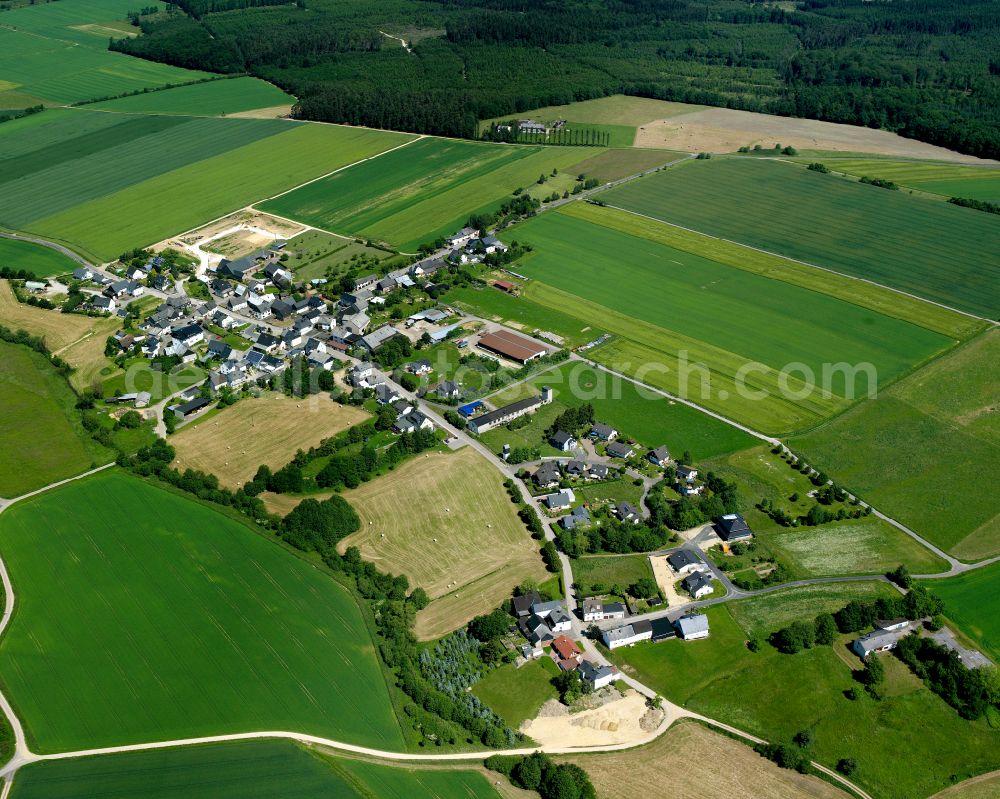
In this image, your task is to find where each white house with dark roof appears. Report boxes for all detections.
[602,620,653,649]
[667,549,705,575]
[682,571,715,599]
[590,423,618,442]
[606,441,634,459]
[648,446,671,467]
[579,660,617,690]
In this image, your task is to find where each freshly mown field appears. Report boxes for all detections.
[0,0,210,106]
[703,444,949,577]
[488,362,757,460]
[88,77,294,116]
[339,447,548,640]
[0,471,403,752]
[922,563,1000,663]
[0,238,80,278]
[612,595,1000,799]
[791,329,1000,559]
[471,657,559,729]
[0,109,411,260]
[0,341,111,497]
[600,158,1000,318]
[261,137,598,251]
[170,393,369,489]
[9,741,504,799]
[564,719,849,799]
[811,160,1000,203]
[507,205,953,434]
[0,281,122,391]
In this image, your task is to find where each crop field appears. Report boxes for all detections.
[471,657,559,729]
[9,741,504,799]
[488,362,757,459]
[931,774,1000,799]
[0,341,112,497]
[170,393,369,489]
[791,329,1000,559]
[562,147,686,182]
[563,720,848,799]
[612,600,1000,799]
[260,137,598,251]
[922,562,1000,663]
[89,77,294,116]
[0,471,403,752]
[338,447,548,640]
[812,160,1000,203]
[509,205,952,433]
[0,238,80,278]
[0,0,210,106]
[599,158,1000,318]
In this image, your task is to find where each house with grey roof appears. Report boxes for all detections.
[579,660,617,690]
[606,441,635,459]
[590,423,618,442]
[602,620,653,649]
[715,513,753,542]
[682,571,715,599]
[648,446,671,467]
[675,614,710,640]
[559,505,590,530]
[667,549,704,575]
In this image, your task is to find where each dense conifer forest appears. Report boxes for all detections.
[111,0,1000,157]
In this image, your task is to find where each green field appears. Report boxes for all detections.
[0,341,112,498]
[812,160,1000,203]
[472,657,559,728]
[281,228,390,282]
[0,110,411,260]
[925,563,1000,662]
[563,148,686,182]
[261,137,599,250]
[573,554,654,594]
[790,329,1000,559]
[9,741,503,799]
[0,0,210,106]
[489,362,757,460]
[0,238,80,278]
[89,77,294,116]
[612,596,1000,799]
[600,158,1000,318]
[505,205,952,433]
[0,471,402,752]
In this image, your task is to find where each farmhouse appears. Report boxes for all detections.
[513,590,543,618]
[550,430,576,452]
[518,119,546,135]
[520,616,555,645]
[467,394,547,435]
[605,441,635,460]
[648,446,671,467]
[446,227,479,248]
[667,549,704,575]
[675,614,710,640]
[582,597,628,622]
[477,329,547,363]
[579,660,617,690]
[715,513,754,542]
[602,620,653,649]
[682,571,715,599]
[360,325,403,353]
[590,423,618,442]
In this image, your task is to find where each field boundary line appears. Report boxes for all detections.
[600,203,997,328]
[0,231,95,269]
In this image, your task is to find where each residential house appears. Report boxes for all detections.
[72,267,94,282]
[551,635,583,671]
[677,464,699,482]
[394,411,433,434]
[682,571,715,599]
[852,630,902,658]
[408,359,433,375]
[675,614,710,640]
[92,296,116,313]
[513,591,542,618]
[434,380,460,400]
[647,446,671,467]
[206,339,232,360]
[545,489,575,511]
[341,310,370,335]
[582,598,628,623]
[446,227,479,248]
[579,660,617,690]
[563,460,588,478]
[606,441,634,460]
[141,335,159,358]
[348,362,377,388]
[666,549,705,575]
[392,398,413,416]
[376,276,397,293]
[270,299,295,321]
[550,430,576,452]
[172,323,204,348]
[589,463,609,480]
[375,383,402,405]
[533,461,561,489]
[520,615,555,645]
[355,273,378,291]
[602,620,653,650]
[254,332,280,353]
[559,505,590,530]
[590,423,618,442]
[615,502,641,524]
[518,119,546,135]
[715,513,754,542]
[679,483,705,497]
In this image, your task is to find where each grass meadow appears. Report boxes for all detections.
[0,0,209,106]
[924,563,1000,663]
[0,341,112,497]
[281,228,391,282]
[812,160,1000,203]
[1,113,411,260]
[612,596,1000,799]
[505,206,952,434]
[261,137,599,250]
[472,657,559,729]
[600,158,1000,318]
[9,741,504,799]
[0,238,80,278]
[339,447,548,640]
[790,329,1000,559]
[559,148,685,182]
[89,77,294,116]
[0,471,403,753]
[573,554,655,594]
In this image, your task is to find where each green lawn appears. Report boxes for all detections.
[0,341,112,497]
[0,0,210,106]
[922,562,1000,663]
[0,470,403,752]
[9,741,503,799]
[790,329,1000,559]
[488,362,757,460]
[806,159,1000,203]
[574,479,644,508]
[573,554,654,595]
[600,158,1000,318]
[261,137,599,251]
[612,598,1000,799]
[15,118,412,261]
[88,77,294,116]
[472,657,559,728]
[0,238,80,278]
